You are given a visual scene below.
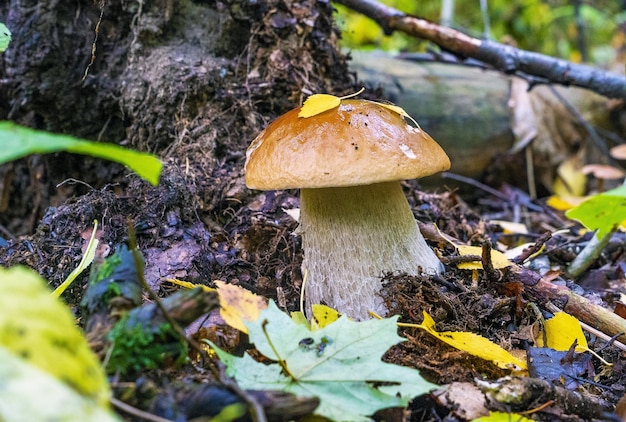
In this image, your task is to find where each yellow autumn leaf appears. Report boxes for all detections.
[298,88,365,118]
[405,311,527,371]
[374,101,420,128]
[473,411,533,422]
[290,304,342,331]
[165,278,211,291]
[165,279,267,334]
[456,245,512,270]
[537,311,587,353]
[0,266,111,407]
[290,311,310,327]
[214,280,267,333]
[311,304,341,329]
[553,155,586,197]
[546,195,587,211]
[298,94,341,118]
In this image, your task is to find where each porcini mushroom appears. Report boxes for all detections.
[245,97,450,320]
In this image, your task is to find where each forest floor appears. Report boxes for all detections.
[1,160,625,421]
[1,1,625,420]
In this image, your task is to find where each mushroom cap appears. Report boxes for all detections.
[582,164,625,180]
[610,144,626,160]
[245,99,451,190]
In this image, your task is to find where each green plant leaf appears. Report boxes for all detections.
[565,185,626,239]
[0,346,119,421]
[0,23,10,53]
[0,121,162,185]
[0,266,111,406]
[210,301,437,422]
[53,220,99,298]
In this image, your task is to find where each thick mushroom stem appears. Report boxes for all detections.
[299,181,442,320]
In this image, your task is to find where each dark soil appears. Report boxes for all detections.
[1,1,625,421]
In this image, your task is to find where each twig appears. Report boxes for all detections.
[111,397,172,422]
[567,229,617,279]
[335,0,626,99]
[516,266,626,345]
[442,172,510,201]
[511,231,552,265]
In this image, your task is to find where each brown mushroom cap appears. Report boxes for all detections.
[245,99,451,190]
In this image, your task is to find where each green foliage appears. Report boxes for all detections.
[0,266,111,407]
[81,245,143,316]
[0,121,162,186]
[53,220,100,298]
[106,313,187,374]
[211,301,437,422]
[565,185,626,239]
[335,0,622,63]
[0,23,10,53]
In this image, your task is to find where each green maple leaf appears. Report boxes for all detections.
[210,301,437,421]
[566,185,626,239]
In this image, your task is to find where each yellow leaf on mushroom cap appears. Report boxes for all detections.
[374,101,421,128]
[296,87,423,123]
[298,94,342,118]
[298,88,365,118]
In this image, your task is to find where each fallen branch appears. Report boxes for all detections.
[336,0,626,99]
[478,376,614,419]
[514,266,626,346]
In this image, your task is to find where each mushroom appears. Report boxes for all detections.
[244,98,450,320]
[581,164,625,192]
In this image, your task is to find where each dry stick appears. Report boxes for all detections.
[515,265,626,349]
[335,0,626,99]
[111,398,173,422]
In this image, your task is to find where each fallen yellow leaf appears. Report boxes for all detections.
[456,245,512,270]
[311,304,341,329]
[298,94,342,118]
[165,278,267,334]
[406,311,527,371]
[473,411,533,422]
[537,311,587,353]
[214,280,267,333]
[298,88,365,118]
[546,195,588,211]
[290,304,341,331]
[553,155,586,197]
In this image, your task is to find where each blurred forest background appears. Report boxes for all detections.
[336,0,626,68]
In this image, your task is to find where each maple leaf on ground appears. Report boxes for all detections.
[209,301,436,422]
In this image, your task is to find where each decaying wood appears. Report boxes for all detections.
[337,0,626,99]
[350,52,610,185]
[437,378,615,420]
[478,376,614,419]
[514,266,626,345]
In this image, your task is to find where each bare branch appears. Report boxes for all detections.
[336,0,626,99]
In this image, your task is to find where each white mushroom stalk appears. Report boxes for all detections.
[299,182,443,320]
